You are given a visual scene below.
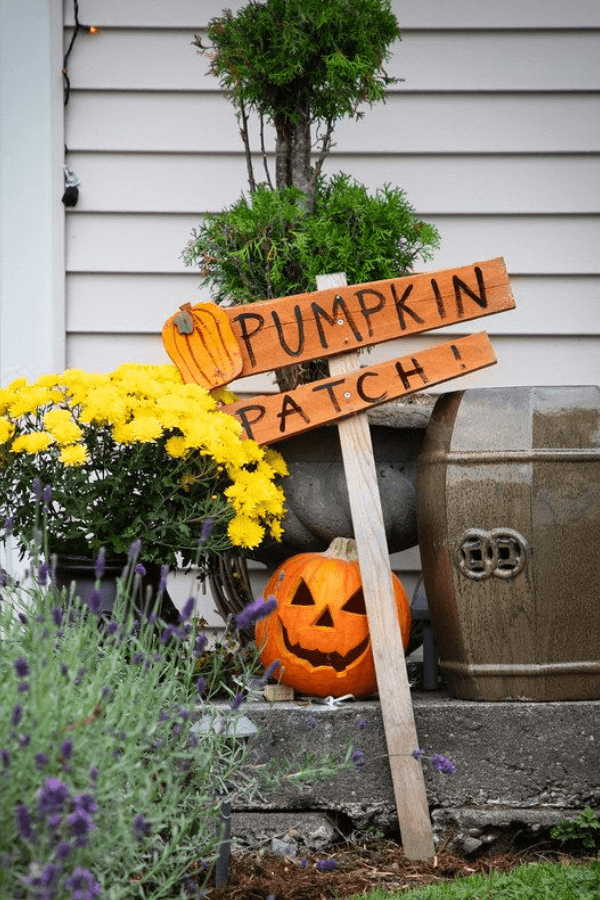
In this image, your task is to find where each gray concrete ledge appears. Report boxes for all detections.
[201,691,600,852]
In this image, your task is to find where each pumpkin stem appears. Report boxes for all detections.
[322,537,358,561]
[173,304,194,335]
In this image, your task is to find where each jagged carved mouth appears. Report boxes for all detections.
[281,620,370,672]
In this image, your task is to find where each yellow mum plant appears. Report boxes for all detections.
[0,363,287,567]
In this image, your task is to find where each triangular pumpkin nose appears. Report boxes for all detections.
[314,607,335,628]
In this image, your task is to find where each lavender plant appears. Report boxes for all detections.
[1,534,355,898]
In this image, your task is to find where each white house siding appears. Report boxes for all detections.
[62,0,600,601]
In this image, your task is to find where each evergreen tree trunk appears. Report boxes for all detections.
[274,108,319,392]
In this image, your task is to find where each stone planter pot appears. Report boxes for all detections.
[251,403,432,567]
[53,554,179,622]
[416,385,600,701]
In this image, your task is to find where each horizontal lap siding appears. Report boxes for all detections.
[63,0,600,391]
[62,0,599,612]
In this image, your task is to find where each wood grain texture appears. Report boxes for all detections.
[224,333,496,445]
[317,272,435,861]
[221,259,512,379]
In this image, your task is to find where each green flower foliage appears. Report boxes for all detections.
[184,173,441,305]
[204,0,401,126]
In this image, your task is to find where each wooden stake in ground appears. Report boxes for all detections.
[316,272,435,861]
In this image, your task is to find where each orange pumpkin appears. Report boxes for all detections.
[255,537,411,698]
[162,302,242,389]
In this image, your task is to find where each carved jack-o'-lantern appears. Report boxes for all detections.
[255,537,411,698]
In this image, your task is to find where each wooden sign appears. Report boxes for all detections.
[226,332,496,445]
[163,258,514,381]
[161,257,516,861]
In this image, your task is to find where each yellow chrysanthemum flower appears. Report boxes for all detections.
[165,435,187,458]
[43,408,83,445]
[127,415,163,443]
[60,443,89,466]
[112,422,135,445]
[269,520,284,542]
[8,386,54,418]
[211,386,239,406]
[11,432,54,454]
[264,448,289,477]
[79,389,128,427]
[227,514,265,549]
[36,373,60,388]
[0,417,15,444]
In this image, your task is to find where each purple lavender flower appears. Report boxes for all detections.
[42,484,52,506]
[351,749,365,770]
[18,681,30,692]
[38,777,70,817]
[357,718,367,731]
[60,739,74,761]
[132,813,151,840]
[231,691,245,711]
[36,752,49,770]
[161,623,183,644]
[159,564,169,593]
[257,659,280,688]
[73,793,97,815]
[128,539,142,561]
[48,812,62,829]
[89,766,99,782]
[38,562,52,586]
[88,589,102,615]
[56,839,72,860]
[64,866,102,900]
[193,633,207,657]
[94,549,106,580]
[196,676,207,696]
[52,606,63,627]
[68,807,97,843]
[199,517,214,547]
[316,859,339,871]
[134,562,146,577]
[19,733,31,747]
[14,657,29,678]
[307,715,317,731]
[430,754,457,775]
[235,595,277,631]
[412,748,426,760]
[133,652,145,665]
[15,803,36,840]
[18,611,28,624]
[61,663,69,677]
[11,703,23,727]
[32,477,42,500]
[4,515,14,536]
[179,596,195,622]
[40,861,60,887]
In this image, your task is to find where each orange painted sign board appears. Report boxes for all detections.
[163,258,514,383]
[224,332,496,445]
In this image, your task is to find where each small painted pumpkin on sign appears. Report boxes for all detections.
[255,537,411,699]
[162,302,242,389]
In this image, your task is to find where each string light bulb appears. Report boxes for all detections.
[87,25,100,34]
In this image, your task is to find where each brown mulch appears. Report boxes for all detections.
[196,838,591,899]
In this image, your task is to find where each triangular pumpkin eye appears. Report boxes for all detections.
[290,579,316,606]
[341,589,367,615]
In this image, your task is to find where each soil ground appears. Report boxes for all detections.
[197,836,595,899]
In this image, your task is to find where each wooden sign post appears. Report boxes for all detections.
[317,271,435,859]
[162,258,516,859]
